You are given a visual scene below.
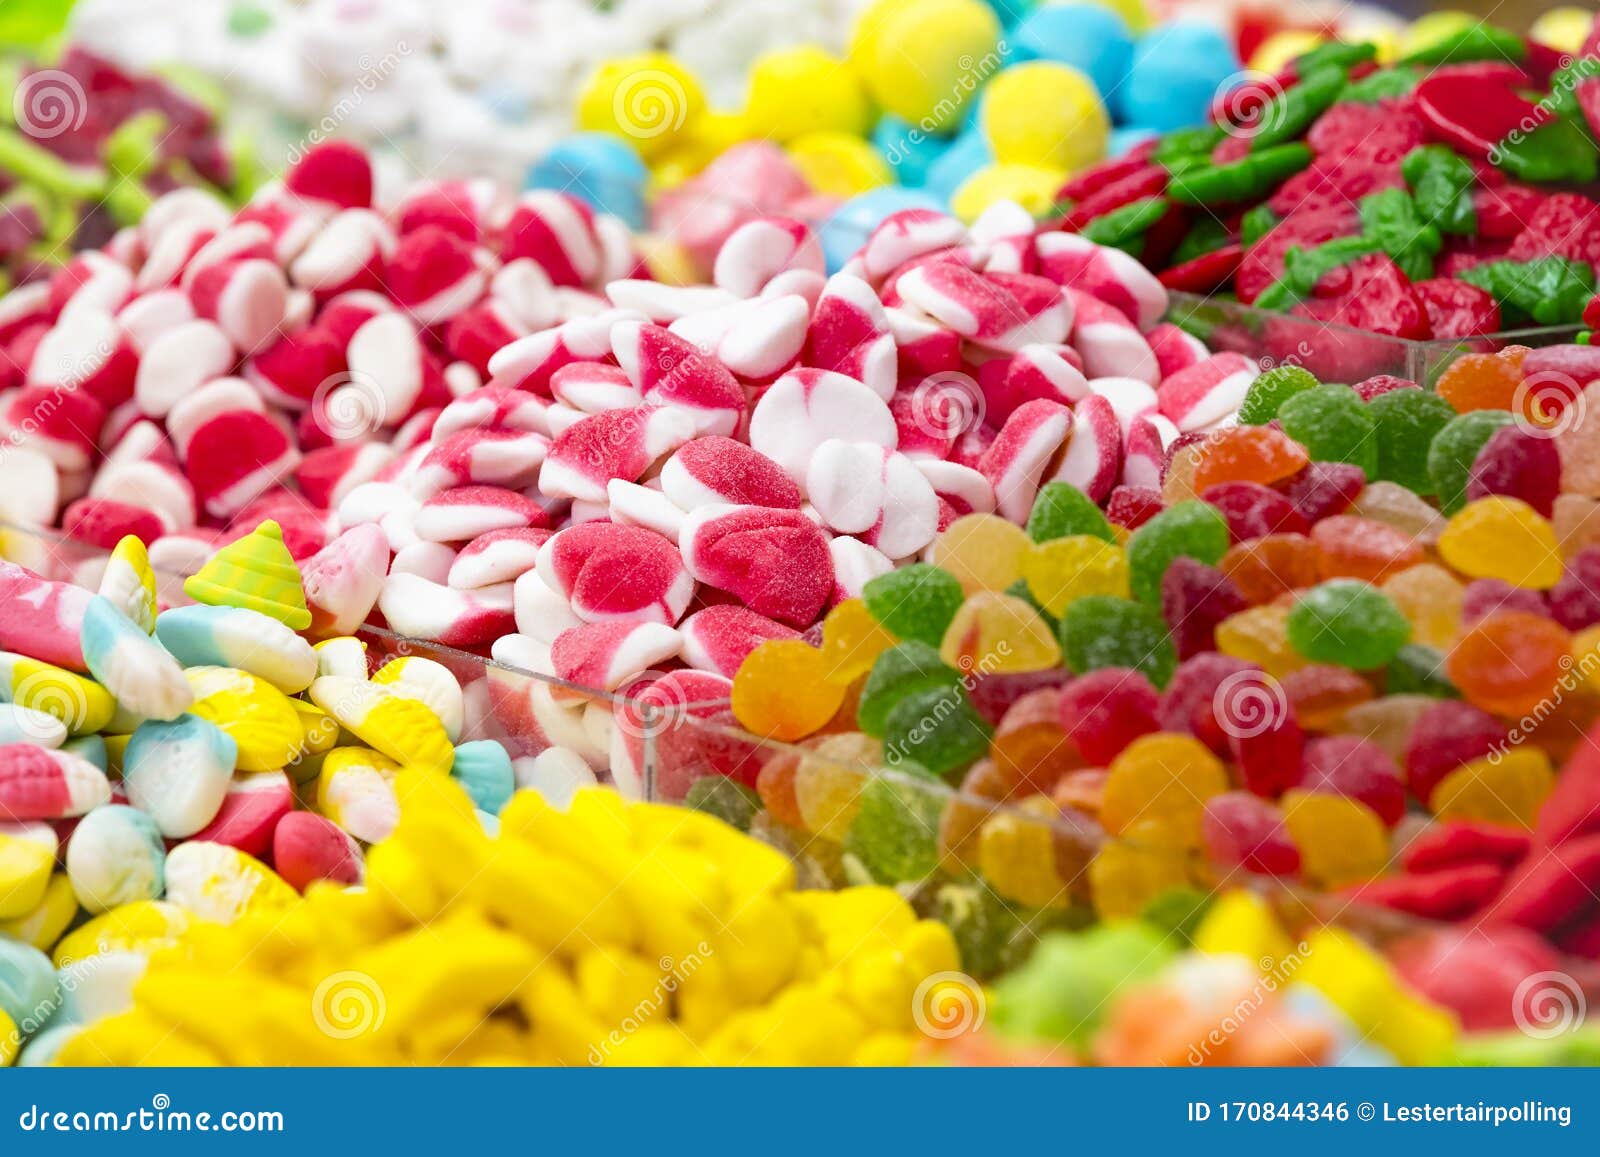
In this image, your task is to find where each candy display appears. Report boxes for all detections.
[0,44,252,286]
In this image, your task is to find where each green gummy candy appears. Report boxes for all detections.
[1357,187,1439,281]
[1277,384,1378,477]
[1236,364,1319,425]
[1286,580,1411,669]
[862,563,965,648]
[881,685,992,779]
[857,642,961,738]
[1079,196,1168,250]
[1427,409,1517,514]
[1386,643,1459,699]
[1059,595,1177,688]
[1368,387,1456,494]
[843,765,944,882]
[1026,481,1115,544]
[683,777,763,831]
[1457,256,1596,326]
[1126,500,1231,606]
[1340,66,1420,104]
[1240,204,1280,248]
[1399,24,1526,66]
[989,923,1175,1049]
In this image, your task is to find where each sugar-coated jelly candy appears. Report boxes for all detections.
[1434,347,1525,414]
[1403,700,1507,808]
[1430,747,1554,828]
[1026,481,1115,544]
[843,764,944,883]
[1088,839,1191,920]
[1160,557,1246,659]
[1556,382,1600,497]
[1277,385,1377,477]
[1281,790,1389,888]
[1279,460,1364,523]
[1200,792,1299,877]
[1126,500,1231,605]
[1202,481,1309,541]
[1349,482,1444,544]
[1427,409,1515,514]
[1057,668,1160,766]
[1367,387,1455,495]
[792,732,878,841]
[979,802,1075,911]
[1296,736,1406,827]
[1215,604,1305,679]
[1447,611,1570,717]
[939,591,1061,674]
[1381,564,1464,650]
[1220,533,1318,605]
[930,513,1032,595]
[732,640,847,742]
[1311,515,1423,584]
[1465,423,1561,517]
[1100,733,1228,848]
[818,599,897,686]
[857,642,962,738]
[862,564,966,647]
[1190,426,1308,493]
[1437,496,1564,589]
[1286,581,1411,670]
[992,689,1083,792]
[1060,596,1177,688]
[1020,534,1129,615]
[1281,665,1374,730]
[1235,364,1317,425]
[882,685,993,778]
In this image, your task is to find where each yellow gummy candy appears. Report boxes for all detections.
[1282,790,1390,887]
[0,823,56,919]
[1021,534,1130,615]
[1431,748,1555,829]
[939,591,1061,675]
[819,599,897,685]
[52,900,190,966]
[1100,733,1229,848]
[163,841,297,924]
[1437,496,1564,589]
[1295,927,1456,1064]
[186,665,305,771]
[977,805,1070,909]
[1191,889,1297,971]
[576,52,705,160]
[0,872,76,951]
[99,534,158,633]
[1216,604,1306,679]
[307,676,454,774]
[0,652,116,735]
[184,520,311,629]
[930,513,1032,595]
[1088,838,1191,920]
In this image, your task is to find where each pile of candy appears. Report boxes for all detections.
[35,774,957,1066]
[1059,21,1600,345]
[716,343,1600,982]
[0,522,617,1063]
[0,45,251,286]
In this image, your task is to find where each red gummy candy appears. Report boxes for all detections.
[1105,485,1164,531]
[1159,557,1247,659]
[1351,375,1419,401]
[1201,791,1300,876]
[1414,62,1540,163]
[1157,244,1243,293]
[1460,578,1550,626]
[1277,461,1364,522]
[1549,547,1600,631]
[1056,667,1160,765]
[1401,820,1532,874]
[1404,700,1508,808]
[1464,424,1562,518]
[1201,481,1310,541]
[1235,206,1358,304]
[1345,862,1506,921]
[1413,278,1501,340]
[1158,652,1257,756]
[1297,735,1406,827]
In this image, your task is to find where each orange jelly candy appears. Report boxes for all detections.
[1447,611,1572,718]
[1435,345,1528,413]
[1220,533,1320,604]
[1310,515,1424,583]
[991,687,1086,794]
[1280,664,1375,730]
[1190,425,1310,493]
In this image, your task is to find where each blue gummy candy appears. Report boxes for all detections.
[1009,4,1134,101]
[1116,22,1240,132]
[525,133,649,229]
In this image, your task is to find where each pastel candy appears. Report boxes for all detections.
[748,368,898,484]
[0,562,93,672]
[539,405,698,503]
[81,597,194,722]
[0,654,117,735]
[0,939,55,1031]
[0,823,57,919]
[65,805,166,914]
[53,950,146,1027]
[659,437,804,511]
[271,811,364,892]
[0,746,111,820]
[162,841,296,924]
[679,606,802,678]
[0,705,67,748]
[308,676,454,774]
[371,657,466,742]
[183,520,312,630]
[155,604,319,694]
[299,524,390,638]
[550,621,683,692]
[184,666,306,772]
[680,504,835,628]
[450,740,517,815]
[448,528,552,590]
[49,899,190,965]
[96,536,158,634]
[314,637,369,682]
[122,716,238,838]
[189,772,293,858]
[538,522,695,625]
[316,746,402,844]
[377,574,516,647]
